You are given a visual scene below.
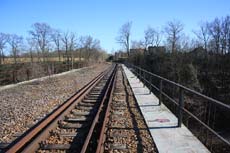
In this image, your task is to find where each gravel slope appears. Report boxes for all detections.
[0,63,110,143]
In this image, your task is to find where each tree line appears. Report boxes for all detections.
[117,15,230,104]
[116,16,230,151]
[0,22,107,68]
[0,22,107,85]
[117,15,230,54]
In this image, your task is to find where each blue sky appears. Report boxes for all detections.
[0,0,230,53]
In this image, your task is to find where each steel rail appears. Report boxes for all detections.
[81,65,117,153]
[95,67,117,153]
[5,66,113,153]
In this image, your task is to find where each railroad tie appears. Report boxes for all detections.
[79,102,95,107]
[112,111,124,115]
[109,144,128,151]
[59,132,80,137]
[111,103,127,107]
[64,117,90,122]
[110,132,129,138]
[58,122,89,129]
[113,99,126,102]
[82,99,100,103]
[75,105,94,111]
[0,143,10,151]
[113,92,125,96]
[111,106,126,110]
[109,123,127,128]
[40,144,73,150]
[71,110,91,116]
[89,92,102,95]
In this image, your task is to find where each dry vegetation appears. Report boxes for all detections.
[2,57,85,64]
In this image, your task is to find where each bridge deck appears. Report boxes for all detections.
[123,65,210,153]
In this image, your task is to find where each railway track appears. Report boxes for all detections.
[96,66,156,153]
[2,64,156,153]
[3,64,116,153]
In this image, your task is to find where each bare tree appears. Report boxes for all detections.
[8,34,23,64]
[164,20,184,92]
[62,32,70,69]
[26,38,37,63]
[69,33,76,68]
[131,40,144,49]
[180,34,192,52]
[90,38,101,61]
[193,22,210,51]
[165,20,184,53]
[78,36,85,61]
[208,18,221,54]
[0,33,9,64]
[61,32,76,69]
[144,26,161,48]
[79,35,101,61]
[226,16,230,53]
[116,21,132,56]
[51,29,62,62]
[220,16,230,55]
[29,23,52,62]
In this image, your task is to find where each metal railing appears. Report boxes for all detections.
[126,63,230,152]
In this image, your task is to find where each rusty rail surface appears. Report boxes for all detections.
[4,64,116,153]
[81,65,117,153]
[95,66,117,153]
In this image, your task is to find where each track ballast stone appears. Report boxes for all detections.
[0,63,110,143]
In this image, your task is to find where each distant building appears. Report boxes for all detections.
[189,47,207,59]
[114,46,166,61]
[148,46,166,54]
[130,48,145,56]
[114,51,128,61]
